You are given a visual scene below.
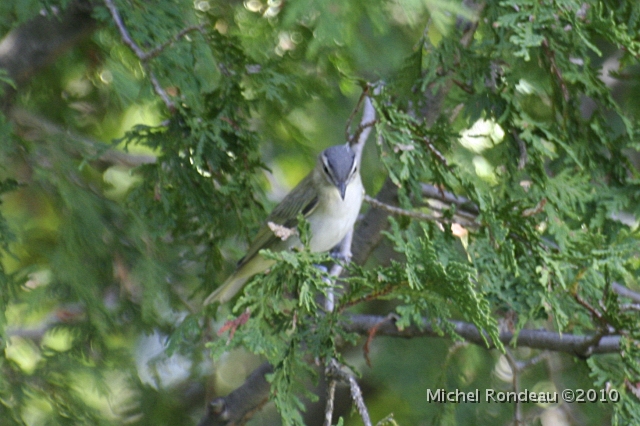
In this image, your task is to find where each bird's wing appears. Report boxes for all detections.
[236,175,319,269]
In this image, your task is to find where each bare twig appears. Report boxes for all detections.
[349,86,378,164]
[349,120,377,148]
[365,194,460,225]
[363,313,397,367]
[326,359,372,426]
[103,0,203,112]
[148,71,177,113]
[420,183,479,214]
[574,293,604,322]
[422,137,450,168]
[144,24,206,60]
[323,378,337,426]
[103,0,145,57]
[345,89,367,143]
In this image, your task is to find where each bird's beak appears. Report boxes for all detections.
[338,182,347,200]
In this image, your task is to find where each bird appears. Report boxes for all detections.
[204,143,364,305]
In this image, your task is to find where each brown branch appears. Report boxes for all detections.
[574,292,604,322]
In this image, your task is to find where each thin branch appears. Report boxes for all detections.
[103,0,202,112]
[342,314,621,356]
[144,24,206,60]
[574,292,604,322]
[326,359,372,426]
[323,378,337,426]
[10,107,157,169]
[103,0,146,58]
[349,120,377,148]
[148,70,176,112]
[422,136,450,168]
[198,362,273,426]
[104,1,205,60]
[365,194,459,225]
[612,282,640,304]
[349,86,378,165]
[345,90,367,143]
[420,183,479,215]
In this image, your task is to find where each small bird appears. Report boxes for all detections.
[204,144,364,305]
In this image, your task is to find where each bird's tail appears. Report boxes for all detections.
[203,274,249,305]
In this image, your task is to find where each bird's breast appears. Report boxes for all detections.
[307,176,363,252]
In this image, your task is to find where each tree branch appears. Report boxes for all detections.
[420,183,479,215]
[326,359,372,426]
[198,362,273,426]
[365,194,475,226]
[350,5,482,267]
[343,314,622,356]
[612,282,640,304]
[10,107,157,170]
[103,0,205,112]
[196,312,622,425]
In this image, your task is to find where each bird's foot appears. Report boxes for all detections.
[330,248,351,263]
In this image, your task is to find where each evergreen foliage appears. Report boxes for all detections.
[1,0,640,425]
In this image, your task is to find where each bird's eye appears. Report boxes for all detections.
[323,163,330,175]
